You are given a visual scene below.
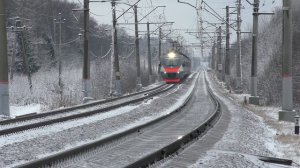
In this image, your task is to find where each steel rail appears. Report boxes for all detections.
[15,73,199,168]
[0,84,176,136]
[0,83,167,126]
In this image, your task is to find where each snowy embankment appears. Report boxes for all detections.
[189,72,299,168]
[0,104,42,120]
[213,75,300,166]
[10,104,42,117]
[0,73,199,168]
[242,99,300,165]
[0,81,164,122]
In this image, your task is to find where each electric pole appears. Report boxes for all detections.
[58,13,63,103]
[279,0,294,121]
[110,0,122,96]
[236,0,242,92]
[0,1,9,116]
[158,27,162,81]
[217,26,222,81]
[53,16,57,69]
[55,13,65,103]
[211,41,216,70]
[134,5,142,91]
[83,0,92,101]
[249,0,260,105]
[158,27,162,60]
[225,6,230,89]
[199,2,204,69]
[147,22,153,84]
[196,0,203,70]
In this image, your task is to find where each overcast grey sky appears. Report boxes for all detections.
[69,0,281,53]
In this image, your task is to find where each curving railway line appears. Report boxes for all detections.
[14,71,222,168]
[0,73,196,168]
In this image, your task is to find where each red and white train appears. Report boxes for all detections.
[160,50,191,83]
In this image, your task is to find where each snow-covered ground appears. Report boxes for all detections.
[0,81,165,121]
[3,71,299,168]
[189,72,300,167]
[0,104,42,120]
[211,74,300,166]
[9,104,42,117]
[0,73,199,168]
[245,102,300,165]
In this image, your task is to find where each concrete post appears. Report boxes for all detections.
[236,0,242,92]
[0,1,9,116]
[200,11,204,66]
[222,45,226,82]
[217,26,222,81]
[211,42,215,70]
[249,0,260,105]
[58,13,63,103]
[83,0,92,102]
[279,0,294,121]
[225,6,231,89]
[158,27,162,81]
[110,0,122,96]
[134,5,142,91]
[53,17,57,73]
[147,22,153,84]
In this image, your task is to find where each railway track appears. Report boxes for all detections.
[125,72,221,168]
[15,71,222,168]
[0,82,176,136]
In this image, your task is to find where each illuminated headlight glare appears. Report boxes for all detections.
[164,71,167,74]
[168,52,176,59]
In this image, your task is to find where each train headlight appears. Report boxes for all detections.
[167,52,176,59]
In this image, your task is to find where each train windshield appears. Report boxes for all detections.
[164,58,180,66]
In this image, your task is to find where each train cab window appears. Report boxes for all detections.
[164,58,180,67]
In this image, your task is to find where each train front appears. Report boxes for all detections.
[160,51,184,83]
